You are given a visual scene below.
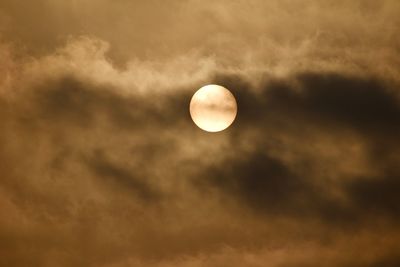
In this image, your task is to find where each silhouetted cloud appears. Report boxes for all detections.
[200,72,400,225]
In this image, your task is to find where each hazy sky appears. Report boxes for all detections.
[1,1,400,266]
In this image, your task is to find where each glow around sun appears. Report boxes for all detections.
[189,84,237,132]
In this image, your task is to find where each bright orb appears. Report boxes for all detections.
[189,84,237,132]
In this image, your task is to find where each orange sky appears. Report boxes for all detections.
[0,1,400,266]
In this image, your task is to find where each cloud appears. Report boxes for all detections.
[1,1,400,266]
[201,72,400,223]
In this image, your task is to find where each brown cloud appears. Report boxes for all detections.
[0,1,400,266]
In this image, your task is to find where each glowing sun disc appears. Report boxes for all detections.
[189,84,237,132]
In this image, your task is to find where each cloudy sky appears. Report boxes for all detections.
[1,1,400,266]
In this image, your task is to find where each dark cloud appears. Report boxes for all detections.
[85,151,161,201]
[32,76,190,130]
[201,150,354,222]
[348,175,400,219]
[2,68,400,266]
[198,72,400,225]
[369,255,400,267]
[218,72,400,135]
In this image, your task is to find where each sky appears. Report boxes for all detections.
[0,0,400,266]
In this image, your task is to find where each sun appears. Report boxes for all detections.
[189,84,237,132]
